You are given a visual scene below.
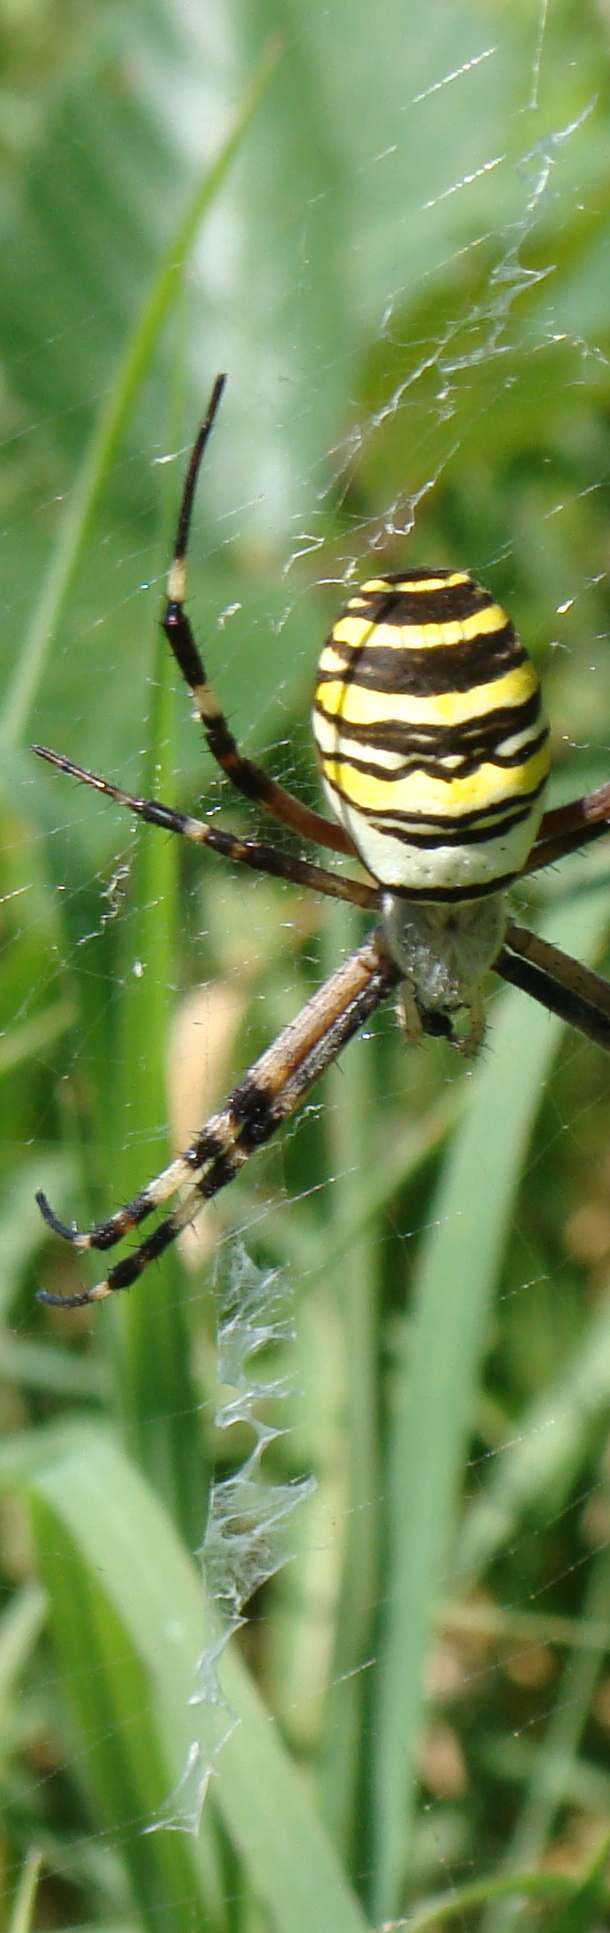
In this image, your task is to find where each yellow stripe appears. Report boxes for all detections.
[317,641,365,677]
[320,741,551,817]
[330,602,509,652]
[315,659,541,729]
[359,572,471,594]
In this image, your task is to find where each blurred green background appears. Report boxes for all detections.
[2,2,610,1929]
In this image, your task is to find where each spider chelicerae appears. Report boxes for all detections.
[35,373,610,1310]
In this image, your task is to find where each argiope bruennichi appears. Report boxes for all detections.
[35,375,610,1309]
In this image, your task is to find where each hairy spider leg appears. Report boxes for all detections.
[32,746,377,912]
[526,778,610,875]
[497,943,610,1046]
[500,920,610,1049]
[33,746,610,1053]
[37,907,610,1310]
[36,934,397,1307]
[162,373,354,858]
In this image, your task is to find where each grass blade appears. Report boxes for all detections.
[4,39,281,748]
[10,1423,370,1933]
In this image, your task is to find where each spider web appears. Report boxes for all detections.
[3,2,610,1929]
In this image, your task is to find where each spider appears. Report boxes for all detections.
[35,373,610,1310]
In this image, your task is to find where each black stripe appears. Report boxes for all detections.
[367,811,534,850]
[230,1076,279,1149]
[320,729,549,788]
[187,1128,227,1171]
[163,601,206,688]
[389,875,519,902]
[342,574,497,627]
[198,1151,240,1197]
[314,691,546,768]
[326,772,548,835]
[319,625,524,696]
[107,1213,183,1291]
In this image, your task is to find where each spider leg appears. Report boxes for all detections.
[527,779,610,874]
[36,931,397,1306]
[497,919,610,1052]
[32,746,378,911]
[162,374,355,859]
[506,919,610,1022]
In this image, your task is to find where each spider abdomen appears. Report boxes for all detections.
[313,569,551,899]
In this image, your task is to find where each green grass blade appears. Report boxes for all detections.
[101,413,199,1529]
[12,1423,370,1933]
[7,1849,44,1933]
[3,38,280,748]
[396,1869,588,1929]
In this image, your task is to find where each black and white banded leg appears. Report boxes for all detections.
[36,933,398,1308]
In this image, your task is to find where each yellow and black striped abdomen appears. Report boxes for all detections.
[312,570,551,899]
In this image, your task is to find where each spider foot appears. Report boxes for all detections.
[35,1190,92,1248]
[35,1181,155,1254]
[36,1279,112,1311]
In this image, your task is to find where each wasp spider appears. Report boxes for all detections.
[35,375,610,1309]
